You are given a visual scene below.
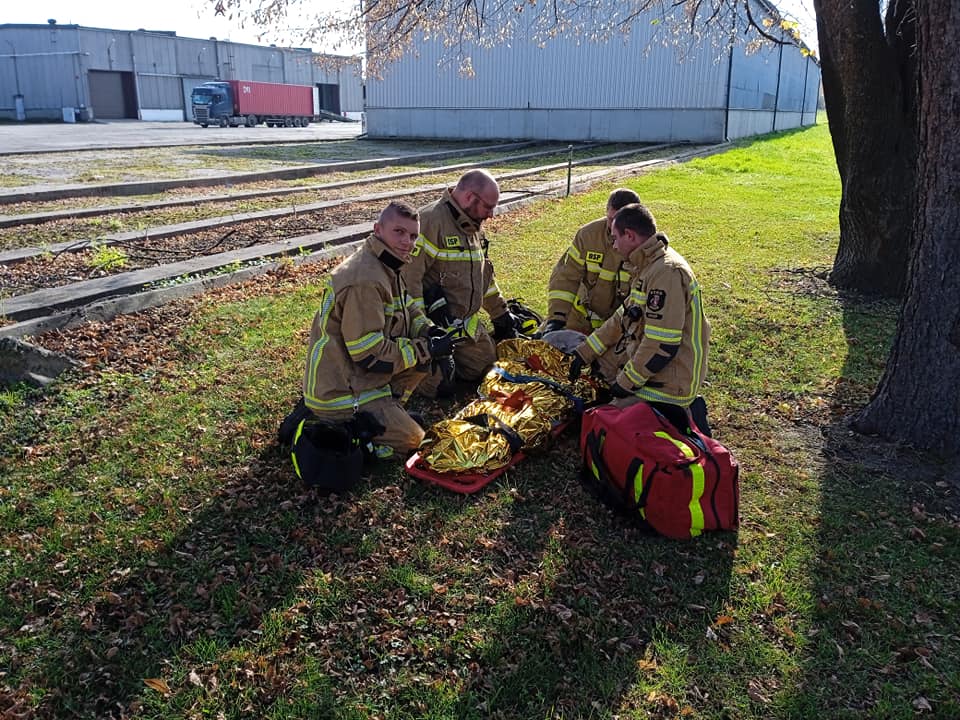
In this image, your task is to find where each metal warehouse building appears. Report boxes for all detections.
[365,5,820,142]
[0,22,363,123]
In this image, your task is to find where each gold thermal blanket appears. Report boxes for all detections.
[418,339,602,474]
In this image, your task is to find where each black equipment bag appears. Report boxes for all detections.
[286,405,386,491]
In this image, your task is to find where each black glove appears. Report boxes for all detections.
[609,382,632,399]
[541,319,566,335]
[492,312,520,341]
[428,327,466,358]
[568,352,586,382]
[423,285,455,328]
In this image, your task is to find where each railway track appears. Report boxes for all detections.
[0,142,727,341]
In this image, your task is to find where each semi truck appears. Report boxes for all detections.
[190,79,322,128]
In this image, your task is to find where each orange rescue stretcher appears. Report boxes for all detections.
[405,338,602,493]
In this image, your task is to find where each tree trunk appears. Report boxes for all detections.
[814,0,917,297]
[854,0,960,453]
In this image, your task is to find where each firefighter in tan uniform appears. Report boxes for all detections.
[302,201,462,456]
[403,169,523,398]
[569,203,711,432]
[543,188,640,335]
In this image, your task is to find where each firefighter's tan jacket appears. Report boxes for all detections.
[547,218,631,329]
[576,233,710,407]
[303,235,432,413]
[402,189,508,338]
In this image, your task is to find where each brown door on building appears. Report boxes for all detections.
[88,70,138,119]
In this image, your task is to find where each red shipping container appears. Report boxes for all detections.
[228,80,314,117]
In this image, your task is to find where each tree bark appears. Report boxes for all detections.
[814,0,917,297]
[854,0,960,453]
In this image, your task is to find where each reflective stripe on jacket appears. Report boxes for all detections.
[578,232,710,406]
[402,188,508,334]
[303,235,432,413]
[547,217,630,328]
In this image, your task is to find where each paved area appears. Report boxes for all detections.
[0,119,363,155]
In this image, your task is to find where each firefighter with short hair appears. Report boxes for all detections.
[569,202,711,433]
[543,188,640,335]
[403,169,523,398]
[302,201,462,456]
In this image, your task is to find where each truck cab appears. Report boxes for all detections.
[191,82,233,127]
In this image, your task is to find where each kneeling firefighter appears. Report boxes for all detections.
[293,200,465,488]
[402,169,529,398]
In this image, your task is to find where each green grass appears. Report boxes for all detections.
[2,122,959,719]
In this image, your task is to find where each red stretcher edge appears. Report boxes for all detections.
[405,419,572,494]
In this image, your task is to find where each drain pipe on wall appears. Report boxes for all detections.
[723,31,736,142]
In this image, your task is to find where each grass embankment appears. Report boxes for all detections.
[1,123,958,719]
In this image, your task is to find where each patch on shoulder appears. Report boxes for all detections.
[647,289,666,312]
[444,235,461,248]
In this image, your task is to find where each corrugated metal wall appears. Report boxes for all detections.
[366,4,820,142]
[0,23,363,121]
[0,25,85,118]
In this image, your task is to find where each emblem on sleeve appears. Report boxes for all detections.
[586,251,604,264]
[445,236,461,248]
[647,289,666,312]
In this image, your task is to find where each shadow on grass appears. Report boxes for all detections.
[782,290,960,717]
[11,424,738,719]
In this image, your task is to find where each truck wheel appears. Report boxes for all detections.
[284,116,294,128]
[246,115,257,127]
[219,116,229,128]
[302,117,310,127]
[201,123,209,128]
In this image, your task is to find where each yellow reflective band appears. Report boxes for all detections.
[411,314,429,334]
[548,289,579,304]
[689,284,706,400]
[417,234,442,258]
[644,325,682,343]
[397,338,417,369]
[590,316,605,329]
[464,314,481,338]
[656,428,708,537]
[688,461,706,537]
[629,288,646,305]
[632,461,645,504]
[345,331,384,357]
[291,419,307,478]
[566,244,584,264]
[597,267,621,281]
[586,333,607,355]
[623,362,645,386]
[305,386,392,411]
[638,386,697,405]
[305,284,336,401]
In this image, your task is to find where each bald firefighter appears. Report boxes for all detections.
[302,201,462,457]
[569,203,711,433]
[542,188,640,335]
[402,169,523,398]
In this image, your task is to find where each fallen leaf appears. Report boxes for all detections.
[143,678,171,695]
[912,696,932,712]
